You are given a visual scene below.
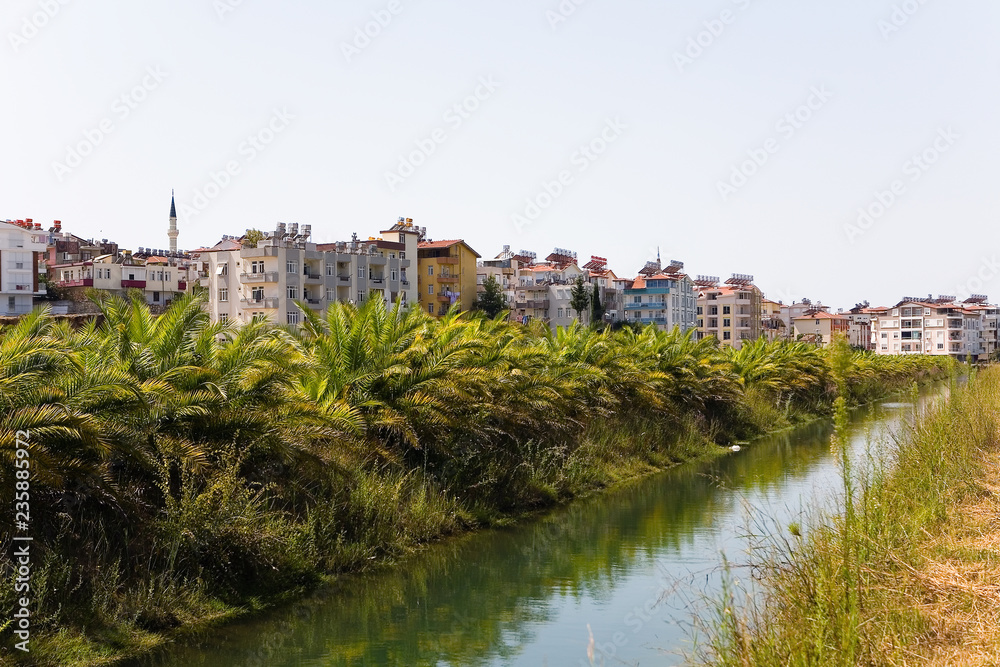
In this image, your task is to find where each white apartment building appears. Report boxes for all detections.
[695,275,763,349]
[199,221,419,326]
[0,220,47,316]
[870,296,993,360]
[50,253,190,309]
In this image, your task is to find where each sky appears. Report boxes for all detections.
[3,0,999,309]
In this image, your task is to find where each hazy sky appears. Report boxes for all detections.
[3,0,998,308]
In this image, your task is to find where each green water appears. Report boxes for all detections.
[136,386,948,666]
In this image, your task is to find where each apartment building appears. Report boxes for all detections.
[761,298,784,342]
[695,274,763,349]
[417,238,480,316]
[845,304,875,351]
[50,252,191,309]
[623,259,697,332]
[583,255,625,326]
[477,246,530,316]
[870,296,992,360]
[792,311,850,347]
[0,219,47,316]
[200,220,419,325]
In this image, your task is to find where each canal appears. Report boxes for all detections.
[136,383,950,666]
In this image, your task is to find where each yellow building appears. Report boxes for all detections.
[417,239,481,315]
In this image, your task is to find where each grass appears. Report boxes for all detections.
[696,365,1000,666]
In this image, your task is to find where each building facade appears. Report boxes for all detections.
[695,275,763,349]
[1,220,47,316]
[623,260,697,332]
[792,311,850,347]
[200,220,418,325]
[870,297,993,360]
[417,238,480,316]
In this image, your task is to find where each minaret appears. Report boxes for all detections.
[168,189,178,253]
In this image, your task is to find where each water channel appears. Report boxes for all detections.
[136,382,952,666]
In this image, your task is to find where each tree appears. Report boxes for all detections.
[570,277,590,322]
[590,284,605,326]
[476,275,508,319]
[242,229,266,248]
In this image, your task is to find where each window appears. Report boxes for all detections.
[881,333,887,338]
[710,306,718,315]
[326,288,334,301]
[723,306,731,314]
[153,291,160,302]
[709,318,718,328]
[287,311,300,325]
[400,251,405,260]
[697,319,703,328]
[391,270,397,281]
[428,285,434,295]
[165,272,171,281]
[633,296,642,304]
[251,260,264,274]
[696,306,703,315]
[428,304,434,314]
[723,318,731,327]
[428,265,434,276]
[252,287,264,301]
[357,290,365,303]
[217,263,228,276]
[219,313,229,324]
[8,296,15,310]
[723,331,731,340]
[287,286,298,299]
[359,267,366,278]
[326,263,334,276]
[558,308,564,318]
[218,288,228,302]
[287,261,298,274]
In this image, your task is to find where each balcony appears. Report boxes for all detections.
[57,278,94,288]
[438,294,457,303]
[306,298,322,306]
[516,299,549,310]
[241,297,279,309]
[437,274,459,283]
[370,277,385,285]
[240,271,279,283]
[436,256,460,265]
[401,279,410,286]
[304,271,323,282]
[121,280,146,289]
[338,275,351,283]
[178,281,187,291]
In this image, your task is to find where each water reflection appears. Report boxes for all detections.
[135,383,952,667]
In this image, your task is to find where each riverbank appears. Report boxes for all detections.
[0,296,954,666]
[698,366,1000,665]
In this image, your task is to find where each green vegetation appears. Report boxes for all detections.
[698,366,1000,666]
[474,274,507,319]
[0,295,951,665]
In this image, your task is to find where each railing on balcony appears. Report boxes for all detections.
[436,256,460,265]
[437,274,459,283]
[304,271,323,281]
[240,271,279,283]
[241,297,280,309]
[338,275,351,282]
[121,280,146,289]
[178,281,187,291]
[370,277,385,285]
